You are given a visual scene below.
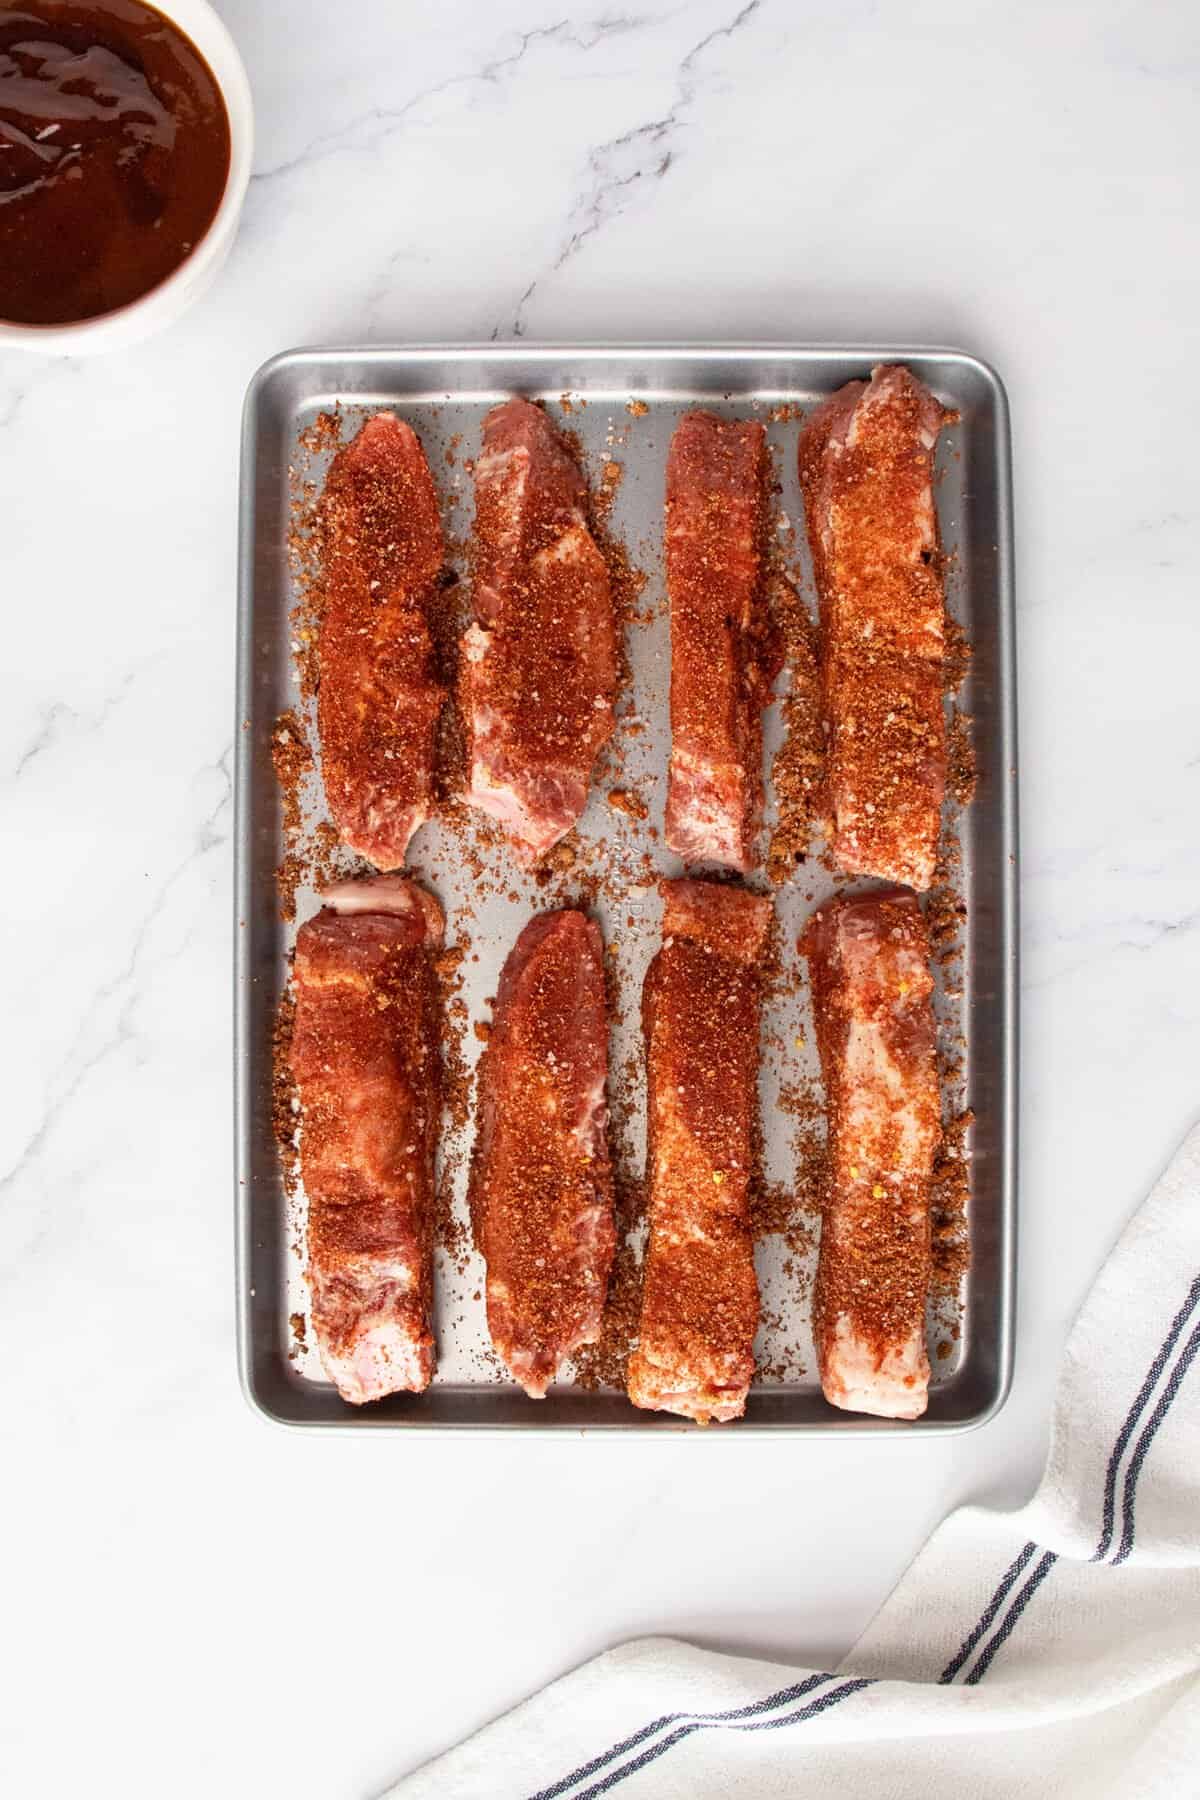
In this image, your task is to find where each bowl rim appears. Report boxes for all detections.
[0,0,254,351]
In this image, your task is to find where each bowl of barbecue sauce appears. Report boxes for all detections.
[0,0,251,350]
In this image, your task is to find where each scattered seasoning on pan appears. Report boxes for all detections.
[931,1108,973,1292]
[947,704,977,807]
[767,572,827,883]
[272,712,312,833]
[586,453,649,799]
[274,851,303,924]
[430,933,475,1273]
[925,874,968,968]
[431,943,467,1123]
[270,709,349,919]
[607,788,648,821]
[918,806,973,1347]
[286,427,331,705]
[943,612,972,693]
[271,991,299,1199]
[941,589,976,829]
[755,1310,805,1383]
[574,1005,646,1395]
[423,510,469,810]
[298,409,342,456]
[573,1173,645,1392]
[434,1164,473,1275]
[752,1020,826,1390]
[433,941,467,982]
[556,424,648,661]
[750,1177,817,1249]
[626,398,650,417]
[310,820,344,872]
[546,840,579,874]
[271,710,314,919]
[782,1108,829,1222]
[593,458,624,528]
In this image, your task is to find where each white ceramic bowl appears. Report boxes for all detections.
[0,0,253,355]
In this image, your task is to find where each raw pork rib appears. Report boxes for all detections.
[290,875,443,1404]
[798,365,952,891]
[318,412,446,868]
[470,909,615,1397]
[462,398,617,861]
[801,888,940,1421]
[628,879,772,1423]
[665,411,774,872]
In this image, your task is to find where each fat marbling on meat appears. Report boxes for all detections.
[470,908,615,1397]
[290,875,442,1404]
[628,879,772,1423]
[801,887,940,1420]
[317,413,447,869]
[798,365,952,891]
[462,398,617,861]
[665,411,775,873]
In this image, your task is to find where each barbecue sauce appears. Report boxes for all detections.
[0,1,230,325]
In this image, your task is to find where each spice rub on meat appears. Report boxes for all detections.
[289,875,443,1405]
[462,398,617,861]
[470,909,615,1397]
[798,366,952,891]
[665,412,775,873]
[628,879,772,1423]
[317,413,446,869]
[801,889,940,1421]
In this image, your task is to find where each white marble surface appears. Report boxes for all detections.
[2,2,1198,1794]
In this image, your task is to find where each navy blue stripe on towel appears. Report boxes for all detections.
[565,1680,873,1800]
[964,1550,1059,1685]
[1111,1313,1200,1565]
[529,1674,835,1800]
[1093,1273,1200,1562]
[939,1541,1039,1683]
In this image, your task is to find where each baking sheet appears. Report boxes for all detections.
[235,345,1016,1432]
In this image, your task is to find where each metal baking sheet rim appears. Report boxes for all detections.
[234,342,1018,1436]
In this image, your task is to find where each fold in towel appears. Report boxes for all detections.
[390,1119,1200,1799]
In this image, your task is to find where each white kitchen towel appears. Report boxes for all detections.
[390,1121,1200,1799]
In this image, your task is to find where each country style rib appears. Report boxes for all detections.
[798,365,952,891]
[462,398,617,861]
[801,888,940,1420]
[317,412,446,868]
[290,875,443,1405]
[470,909,615,1397]
[628,879,772,1423]
[665,411,774,872]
